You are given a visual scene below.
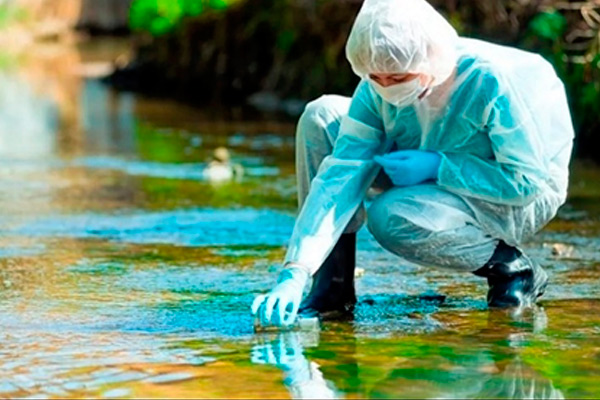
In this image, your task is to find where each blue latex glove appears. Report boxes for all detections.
[374,150,441,187]
[251,267,309,328]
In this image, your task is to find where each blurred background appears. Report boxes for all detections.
[1,0,599,158]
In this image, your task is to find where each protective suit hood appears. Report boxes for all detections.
[346,0,459,86]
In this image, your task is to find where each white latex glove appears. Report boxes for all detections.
[251,267,309,328]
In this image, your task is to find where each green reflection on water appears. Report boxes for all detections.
[1,37,600,399]
[235,302,599,399]
[137,176,297,210]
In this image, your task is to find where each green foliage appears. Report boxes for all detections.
[0,51,18,70]
[525,8,600,143]
[276,29,297,52]
[0,3,27,29]
[529,10,567,41]
[128,0,600,157]
[129,0,237,36]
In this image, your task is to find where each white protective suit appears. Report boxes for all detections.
[284,0,574,273]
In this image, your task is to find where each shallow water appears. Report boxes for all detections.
[0,39,599,398]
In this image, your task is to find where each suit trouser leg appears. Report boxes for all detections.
[367,184,499,272]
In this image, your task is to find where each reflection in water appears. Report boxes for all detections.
[477,357,565,400]
[0,40,295,227]
[0,53,136,159]
[0,71,58,159]
[3,208,295,246]
[0,331,211,398]
[439,308,564,400]
[81,79,136,154]
[0,39,598,399]
[251,307,564,399]
[251,331,340,399]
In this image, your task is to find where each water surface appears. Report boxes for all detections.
[0,39,599,398]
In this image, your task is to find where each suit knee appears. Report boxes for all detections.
[297,95,349,146]
[367,197,404,246]
[367,197,425,251]
[299,96,336,131]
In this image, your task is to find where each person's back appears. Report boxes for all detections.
[455,37,573,200]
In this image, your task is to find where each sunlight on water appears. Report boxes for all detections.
[0,39,599,398]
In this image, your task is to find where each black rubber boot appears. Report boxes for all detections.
[473,241,548,308]
[298,233,357,320]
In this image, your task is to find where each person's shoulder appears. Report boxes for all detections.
[457,38,554,79]
[454,40,501,96]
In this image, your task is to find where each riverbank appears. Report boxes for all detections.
[107,0,600,159]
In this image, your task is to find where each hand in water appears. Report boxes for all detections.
[251,267,309,328]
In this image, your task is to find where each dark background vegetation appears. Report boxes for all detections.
[2,0,598,159]
[110,0,600,161]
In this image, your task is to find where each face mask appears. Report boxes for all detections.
[368,77,430,107]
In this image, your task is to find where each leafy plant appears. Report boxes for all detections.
[524,4,600,151]
[129,0,237,36]
[529,10,567,41]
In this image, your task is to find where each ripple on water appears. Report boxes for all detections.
[3,44,600,398]
[102,388,132,398]
[74,156,280,179]
[1,208,295,246]
[0,244,45,258]
[0,330,216,398]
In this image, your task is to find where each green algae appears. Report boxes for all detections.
[0,38,599,399]
[157,301,600,399]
